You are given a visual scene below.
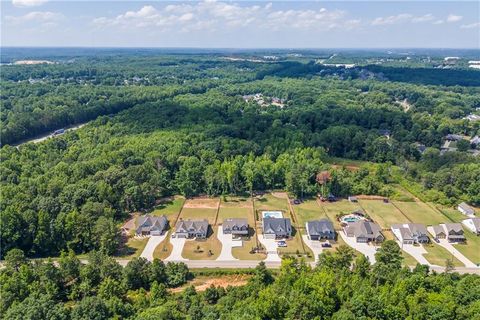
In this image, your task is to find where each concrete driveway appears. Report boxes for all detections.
[302,235,324,262]
[140,234,167,261]
[216,226,240,261]
[258,235,281,262]
[395,240,436,267]
[426,227,477,268]
[165,236,187,262]
[339,231,378,264]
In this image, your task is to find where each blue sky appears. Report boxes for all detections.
[1,1,479,48]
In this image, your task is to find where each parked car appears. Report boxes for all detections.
[434,238,440,243]
[277,241,287,247]
[293,199,301,205]
[321,242,332,248]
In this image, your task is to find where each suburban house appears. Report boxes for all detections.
[431,223,466,242]
[445,134,464,141]
[222,218,249,236]
[263,217,292,239]
[391,223,429,244]
[174,219,209,239]
[306,219,336,240]
[457,202,475,216]
[344,221,384,243]
[136,215,168,236]
[462,218,480,235]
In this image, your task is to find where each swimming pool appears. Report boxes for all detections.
[262,211,283,219]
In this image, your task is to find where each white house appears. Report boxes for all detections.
[457,202,475,216]
[462,218,480,235]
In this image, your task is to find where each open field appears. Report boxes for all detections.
[115,237,149,259]
[359,200,407,228]
[453,232,480,265]
[183,197,219,209]
[153,231,174,260]
[293,199,328,230]
[423,243,464,267]
[182,227,222,260]
[255,193,289,213]
[321,200,362,228]
[220,196,252,208]
[151,196,185,224]
[179,208,218,224]
[392,201,446,225]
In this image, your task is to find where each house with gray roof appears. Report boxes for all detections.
[431,225,446,239]
[344,221,384,243]
[174,219,209,239]
[444,223,466,242]
[223,218,249,236]
[263,217,292,239]
[457,202,475,216]
[136,215,168,236]
[306,219,335,240]
[391,223,429,244]
[462,218,480,235]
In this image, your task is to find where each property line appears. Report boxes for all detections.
[213,197,221,225]
[252,195,259,248]
[390,201,413,223]
[173,197,187,226]
[286,193,307,254]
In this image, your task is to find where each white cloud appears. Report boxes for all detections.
[433,20,444,25]
[446,14,463,23]
[6,11,63,26]
[460,22,480,29]
[91,1,358,32]
[371,13,413,26]
[12,0,48,7]
[412,14,434,23]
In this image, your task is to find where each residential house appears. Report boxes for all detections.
[306,219,336,241]
[431,225,447,239]
[444,223,466,242]
[344,221,384,243]
[222,218,249,236]
[263,217,292,239]
[136,215,168,236]
[174,219,209,239]
[391,223,429,244]
[445,134,464,141]
[462,218,480,235]
[457,202,475,216]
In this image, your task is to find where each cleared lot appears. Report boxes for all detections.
[393,201,445,225]
[359,200,407,228]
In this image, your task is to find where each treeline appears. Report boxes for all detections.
[2,242,480,319]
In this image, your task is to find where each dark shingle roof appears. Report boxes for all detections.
[306,219,334,236]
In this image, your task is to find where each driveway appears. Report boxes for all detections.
[140,234,167,261]
[216,226,240,261]
[339,231,378,264]
[257,235,281,262]
[427,226,477,268]
[395,240,437,267]
[302,235,324,262]
[165,236,187,262]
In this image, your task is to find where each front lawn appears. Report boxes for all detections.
[423,243,464,267]
[115,237,149,259]
[182,227,222,260]
[153,232,173,260]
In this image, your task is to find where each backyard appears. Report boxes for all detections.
[321,200,363,228]
[292,199,328,230]
[359,200,407,228]
[254,193,289,213]
[151,196,185,224]
[392,201,446,225]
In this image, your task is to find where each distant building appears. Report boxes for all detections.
[348,196,358,203]
[136,215,168,236]
[445,134,464,141]
[391,223,429,244]
[458,202,475,216]
[462,218,480,235]
[471,136,480,145]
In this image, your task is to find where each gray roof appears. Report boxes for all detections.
[175,219,209,234]
[263,217,292,235]
[444,223,463,233]
[346,221,382,238]
[223,218,248,230]
[471,218,480,229]
[458,202,475,214]
[432,225,445,236]
[136,215,168,233]
[306,219,335,236]
[408,223,428,237]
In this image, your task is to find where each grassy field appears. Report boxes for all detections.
[153,232,173,260]
[179,208,218,224]
[436,205,469,223]
[423,243,464,267]
[278,229,313,260]
[392,201,446,225]
[151,196,185,224]
[453,232,480,265]
[232,231,266,260]
[182,227,222,260]
[293,199,328,230]
[115,237,149,259]
[321,200,362,228]
[359,200,407,228]
[255,193,289,213]
[217,207,253,225]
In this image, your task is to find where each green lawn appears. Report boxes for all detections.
[435,205,469,223]
[255,193,289,212]
[115,237,149,259]
[231,228,266,261]
[179,208,218,224]
[278,229,313,261]
[293,199,328,233]
[321,200,362,228]
[453,232,480,265]
[392,201,446,226]
[359,200,407,228]
[217,207,254,226]
[423,243,464,267]
[182,227,222,260]
[151,196,185,224]
[220,196,252,208]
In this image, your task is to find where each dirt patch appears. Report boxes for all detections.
[169,275,250,293]
[184,198,219,209]
[356,195,388,200]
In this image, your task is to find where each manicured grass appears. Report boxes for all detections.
[115,237,149,259]
[293,199,328,230]
[423,243,464,267]
[151,196,185,224]
[402,251,419,267]
[231,230,266,261]
[359,200,407,228]
[278,229,313,261]
[392,201,446,226]
[220,196,252,208]
[153,231,173,260]
[217,207,254,225]
[255,193,289,212]
[182,227,222,260]
[435,205,468,223]
[179,208,218,224]
[321,200,362,228]
[453,232,480,265]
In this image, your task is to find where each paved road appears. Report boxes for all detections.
[14,123,87,146]
[140,235,167,261]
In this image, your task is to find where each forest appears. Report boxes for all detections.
[1,242,480,320]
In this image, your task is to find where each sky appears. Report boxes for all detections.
[1,0,479,48]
